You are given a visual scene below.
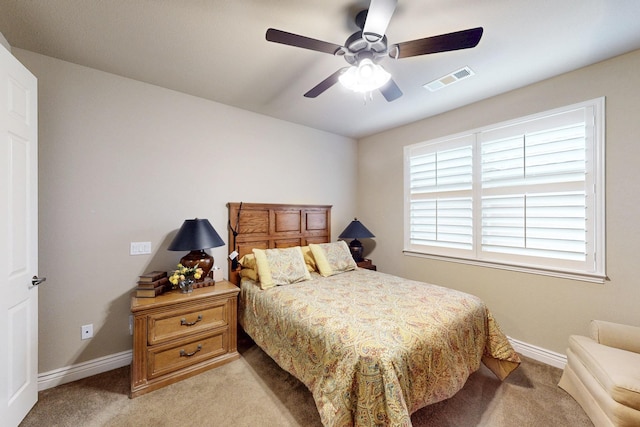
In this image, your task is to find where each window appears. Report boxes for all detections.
[404,98,605,282]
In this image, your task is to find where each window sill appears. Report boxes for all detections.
[403,251,607,284]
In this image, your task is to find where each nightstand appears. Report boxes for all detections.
[130,280,240,398]
[357,259,377,271]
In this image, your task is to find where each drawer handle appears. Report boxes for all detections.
[180,344,202,357]
[180,315,203,326]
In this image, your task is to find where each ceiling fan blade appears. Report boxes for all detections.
[363,0,398,42]
[390,27,484,59]
[304,68,346,98]
[379,78,402,102]
[266,28,343,55]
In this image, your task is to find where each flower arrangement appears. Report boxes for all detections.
[168,263,204,288]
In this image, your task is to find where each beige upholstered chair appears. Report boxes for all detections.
[559,320,640,427]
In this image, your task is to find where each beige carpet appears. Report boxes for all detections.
[20,338,592,427]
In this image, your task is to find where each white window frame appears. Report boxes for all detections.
[404,98,606,283]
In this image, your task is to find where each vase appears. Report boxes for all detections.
[179,277,194,293]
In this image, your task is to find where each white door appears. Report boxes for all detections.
[0,43,39,426]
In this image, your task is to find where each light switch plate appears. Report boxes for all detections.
[130,242,151,255]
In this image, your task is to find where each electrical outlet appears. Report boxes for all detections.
[81,324,93,340]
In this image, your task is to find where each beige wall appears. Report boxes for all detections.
[14,49,357,373]
[358,49,640,354]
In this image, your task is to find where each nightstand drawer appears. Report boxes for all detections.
[148,330,229,379]
[148,301,228,345]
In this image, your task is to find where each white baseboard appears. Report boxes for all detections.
[36,338,566,391]
[38,350,132,391]
[508,336,567,369]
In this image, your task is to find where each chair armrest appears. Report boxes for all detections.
[589,320,640,354]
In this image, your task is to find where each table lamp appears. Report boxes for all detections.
[168,218,225,280]
[338,218,375,262]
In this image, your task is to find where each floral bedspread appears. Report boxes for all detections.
[239,269,520,427]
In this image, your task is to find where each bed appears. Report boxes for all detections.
[227,202,520,427]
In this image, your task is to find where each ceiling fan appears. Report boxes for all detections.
[266,0,483,102]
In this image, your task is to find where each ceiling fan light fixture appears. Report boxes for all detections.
[339,58,391,93]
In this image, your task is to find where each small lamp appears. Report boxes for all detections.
[338,218,375,262]
[168,218,225,281]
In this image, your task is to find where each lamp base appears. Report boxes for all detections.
[180,250,213,281]
[348,239,364,262]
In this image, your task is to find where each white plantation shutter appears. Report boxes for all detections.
[404,99,605,281]
[407,135,475,257]
[478,109,590,269]
[410,198,473,250]
[480,192,587,262]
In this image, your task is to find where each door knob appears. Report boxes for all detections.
[31,276,47,287]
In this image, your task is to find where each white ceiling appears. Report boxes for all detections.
[2,0,640,139]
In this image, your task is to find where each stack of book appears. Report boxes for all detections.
[135,270,169,298]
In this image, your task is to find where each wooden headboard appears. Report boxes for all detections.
[227,202,332,285]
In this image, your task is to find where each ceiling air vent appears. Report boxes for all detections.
[423,66,475,92]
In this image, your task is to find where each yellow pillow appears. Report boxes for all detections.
[309,241,357,277]
[253,246,311,289]
[239,267,258,282]
[239,254,257,270]
[301,246,317,272]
